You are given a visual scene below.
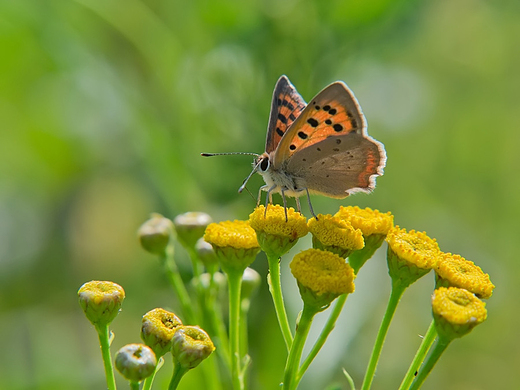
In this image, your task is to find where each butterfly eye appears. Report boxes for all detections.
[259,157,270,172]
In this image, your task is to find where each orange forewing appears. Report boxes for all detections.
[273,82,366,167]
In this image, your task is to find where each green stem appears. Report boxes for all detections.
[160,245,196,324]
[399,321,437,390]
[95,323,117,390]
[297,293,348,382]
[168,363,190,390]
[142,357,164,390]
[267,254,293,350]
[283,305,316,390]
[206,267,231,370]
[227,268,245,390]
[361,283,406,390]
[130,381,140,390]
[409,337,451,390]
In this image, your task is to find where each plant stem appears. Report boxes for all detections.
[168,362,190,390]
[142,357,164,390]
[130,381,140,390]
[227,268,245,390]
[159,245,196,324]
[267,254,293,350]
[399,321,437,390]
[361,283,405,390]
[409,337,451,390]
[95,323,117,390]
[283,305,316,390]
[297,293,348,382]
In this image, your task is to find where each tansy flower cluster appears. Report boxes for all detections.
[78,205,494,390]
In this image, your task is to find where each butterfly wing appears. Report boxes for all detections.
[265,76,307,154]
[285,132,386,198]
[275,81,386,197]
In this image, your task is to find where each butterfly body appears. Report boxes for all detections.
[255,76,386,205]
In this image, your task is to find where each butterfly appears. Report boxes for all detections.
[203,75,386,219]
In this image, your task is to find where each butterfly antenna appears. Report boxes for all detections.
[201,152,260,157]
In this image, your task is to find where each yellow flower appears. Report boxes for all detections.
[432,287,487,340]
[335,206,394,274]
[249,205,308,258]
[335,206,394,237]
[435,253,494,299]
[308,214,364,258]
[386,227,441,289]
[290,248,355,311]
[204,220,260,272]
[141,308,183,358]
[78,281,125,326]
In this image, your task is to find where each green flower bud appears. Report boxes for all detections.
[195,238,219,268]
[78,281,125,326]
[174,212,212,250]
[138,213,173,255]
[141,308,183,358]
[171,326,215,369]
[115,344,157,382]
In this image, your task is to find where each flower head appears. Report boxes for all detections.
[115,344,157,382]
[335,206,394,273]
[174,212,213,250]
[335,206,394,237]
[308,214,364,258]
[141,308,183,358]
[249,205,308,258]
[204,220,260,273]
[386,227,441,289]
[290,248,355,311]
[171,325,215,369]
[435,253,494,299]
[138,213,173,255]
[432,287,487,341]
[78,281,125,326]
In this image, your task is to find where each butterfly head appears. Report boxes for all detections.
[255,152,270,174]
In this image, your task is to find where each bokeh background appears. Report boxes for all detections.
[1,0,518,389]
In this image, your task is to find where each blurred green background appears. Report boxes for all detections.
[0,0,517,389]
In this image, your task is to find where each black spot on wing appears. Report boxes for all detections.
[278,113,287,124]
[297,131,308,139]
[307,118,319,127]
[333,124,343,132]
[276,127,284,137]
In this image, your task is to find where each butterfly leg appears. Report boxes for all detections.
[280,188,288,222]
[305,188,318,220]
[263,185,277,217]
[295,197,302,213]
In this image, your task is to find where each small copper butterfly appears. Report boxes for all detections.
[203,75,386,217]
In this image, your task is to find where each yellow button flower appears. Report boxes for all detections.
[335,206,394,274]
[435,253,494,299]
[249,205,308,258]
[432,287,487,340]
[290,248,355,311]
[308,214,364,259]
[386,227,441,288]
[335,206,394,237]
[204,220,260,272]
